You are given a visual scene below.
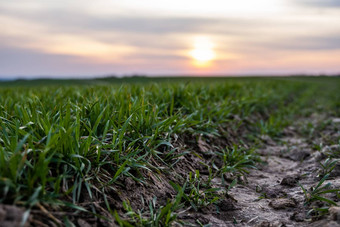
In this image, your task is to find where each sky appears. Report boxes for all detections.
[0,0,340,78]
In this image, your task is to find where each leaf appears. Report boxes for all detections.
[63,202,88,212]
[313,195,337,206]
[228,179,237,191]
[113,210,134,227]
[298,182,308,197]
[315,174,329,190]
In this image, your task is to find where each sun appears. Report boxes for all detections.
[190,37,216,66]
[191,49,215,62]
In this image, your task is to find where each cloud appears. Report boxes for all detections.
[255,35,340,51]
[1,1,340,77]
[298,0,340,7]
[0,46,191,77]
[289,36,340,50]
[0,47,96,76]
[0,8,244,36]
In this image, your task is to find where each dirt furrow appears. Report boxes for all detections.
[204,118,340,226]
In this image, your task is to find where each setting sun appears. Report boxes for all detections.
[190,37,216,66]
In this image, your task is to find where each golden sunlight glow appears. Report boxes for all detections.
[45,35,135,61]
[0,16,134,62]
[190,37,216,66]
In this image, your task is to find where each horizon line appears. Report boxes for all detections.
[1,73,340,81]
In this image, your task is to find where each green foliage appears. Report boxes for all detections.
[117,195,186,227]
[319,158,338,177]
[0,77,338,225]
[299,172,340,219]
[299,174,340,206]
[325,140,340,159]
[179,171,220,211]
[216,146,258,176]
[171,170,237,212]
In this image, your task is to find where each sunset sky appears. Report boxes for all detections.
[1,0,340,78]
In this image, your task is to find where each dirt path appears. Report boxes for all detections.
[227,138,313,226]
[178,119,340,226]
[203,118,340,226]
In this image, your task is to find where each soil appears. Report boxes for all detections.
[1,116,339,226]
[206,117,340,227]
[0,205,29,227]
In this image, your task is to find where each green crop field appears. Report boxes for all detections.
[0,77,339,226]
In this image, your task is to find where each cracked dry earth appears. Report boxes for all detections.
[202,118,340,227]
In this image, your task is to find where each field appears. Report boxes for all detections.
[0,76,339,226]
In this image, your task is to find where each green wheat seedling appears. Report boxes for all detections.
[184,171,221,211]
[325,140,340,159]
[319,158,338,177]
[170,170,237,212]
[299,173,340,219]
[209,145,258,185]
[307,206,332,219]
[115,186,186,227]
[299,174,340,207]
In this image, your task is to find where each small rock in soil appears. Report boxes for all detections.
[290,211,305,222]
[256,220,286,227]
[197,137,211,153]
[197,216,210,225]
[332,118,340,123]
[222,172,236,182]
[124,177,135,190]
[218,198,239,211]
[321,145,339,155]
[329,164,340,178]
[200,204,215,214]
[260,135,277,146]
[77,219,92,227]
[269,198,296,209]
[281,148,311,161]
[256,221,271,227]
[0,208,4,222]
[280,176,299,187]
[259,185,285,198]
[311,220,340,227]
[329,207,340,224]
[313,151,327,162]
[0,205,28,227]
[282,126,296,137]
